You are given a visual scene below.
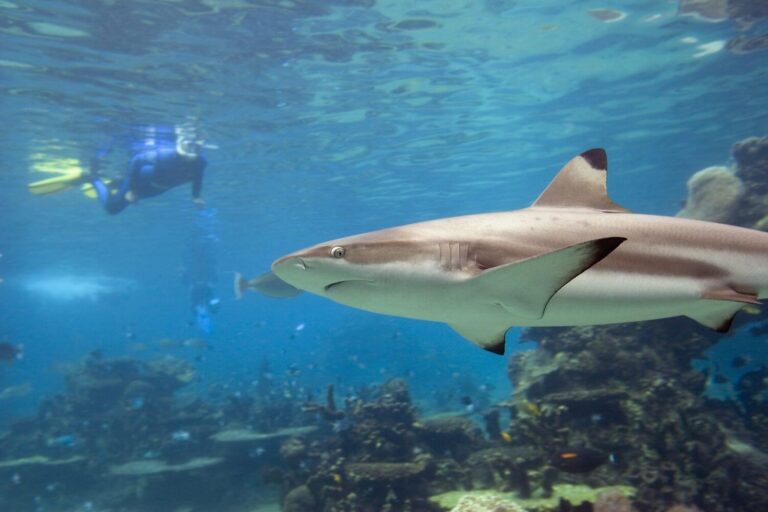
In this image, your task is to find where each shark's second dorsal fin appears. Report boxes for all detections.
[532,148,630,212]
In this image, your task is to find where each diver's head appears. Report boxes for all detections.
[176,134,204,158]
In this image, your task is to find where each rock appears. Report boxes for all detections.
[283,485,316,512]
[345,458,431,483]
[734,136,768,186]
[279,436,307,463]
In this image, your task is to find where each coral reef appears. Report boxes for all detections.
[510,319,768,511]
[676,166,743,222]
[449,493,527,512]
[431,485,635,511]
[732,136,768,228]
[0,352,312,511]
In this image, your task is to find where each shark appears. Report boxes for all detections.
[245,149,768,355]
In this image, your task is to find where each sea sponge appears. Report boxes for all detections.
[676,166,743,223]
[449,494,527,512]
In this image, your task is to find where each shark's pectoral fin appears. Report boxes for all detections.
[532,149,631,212]
[243,271,303,299]
[448,323,508,355]
[469,237,626,319]
[688,289,761,332]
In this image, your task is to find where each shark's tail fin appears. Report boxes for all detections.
[234,272,249,300]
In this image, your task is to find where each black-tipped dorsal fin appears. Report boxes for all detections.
[532,149,630,212]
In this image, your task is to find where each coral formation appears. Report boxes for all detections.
[109,457,223,476]
[732,136,768,228]
[676,166,743,222]
[449,493,527,512]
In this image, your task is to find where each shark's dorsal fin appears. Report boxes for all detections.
[532,149,631,212]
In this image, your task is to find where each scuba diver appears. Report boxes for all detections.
[189,281,221,334]
[28,128,207,214]
[185,206,221,335]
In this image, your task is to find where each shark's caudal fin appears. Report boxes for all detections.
[449,236,626,355]
[234,271,303,299]
[532,149,631,212]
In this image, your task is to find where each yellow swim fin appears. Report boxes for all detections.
[27,165,85,196]
[80,179,113,199]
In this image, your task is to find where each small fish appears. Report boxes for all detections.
[500,431,513,443]
[731,355,750,369]
[156,338,180,349]
[0,383,33,401]
[460,396,473,406]
[171,430,191,442]
[290,323,306,340]
[518,400,541,418]
[47,434,76,447]
[286,363,301,377]
[182,338,210,349]
[0,342,23,363]
[713,374,729,385]
[551,447,610,473]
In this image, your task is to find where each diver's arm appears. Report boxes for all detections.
[122,156,142,195]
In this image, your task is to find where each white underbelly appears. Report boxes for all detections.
[386,271,714,327]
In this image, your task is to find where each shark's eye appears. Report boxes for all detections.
[330,246,346,258]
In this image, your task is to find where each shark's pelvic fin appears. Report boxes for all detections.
[687,302,749,332]
[448,323,508,354]
[687,289,761,332]
[532,148,631,212]
[467,237,626,320]
[701,289,760,305]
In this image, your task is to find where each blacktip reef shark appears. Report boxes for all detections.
[240,149,768,355]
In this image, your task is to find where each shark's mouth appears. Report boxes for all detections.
[324,279,374,293]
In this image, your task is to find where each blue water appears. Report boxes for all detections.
[1,1,767,510]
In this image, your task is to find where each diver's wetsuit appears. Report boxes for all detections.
[92,147,206,214]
